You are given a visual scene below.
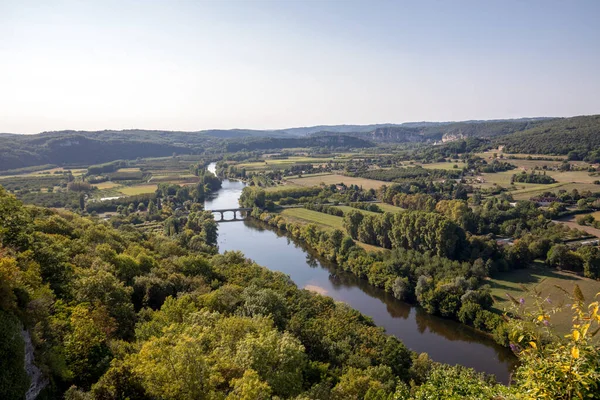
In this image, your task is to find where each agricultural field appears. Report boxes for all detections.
[419,161,468,170]
[287,173,388,190]
[280,208,344,229]
[92,181,122,190]
[118,184,158,196]
[337,205,381,216]
[511,183,600,201]
[115,167,141,173]
[378,203,405,213]
[488,263,600,336]
[236,156,339,171]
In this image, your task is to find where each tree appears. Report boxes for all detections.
[0,311,30,400]
[65,304,115,387]
[226,369,271,400]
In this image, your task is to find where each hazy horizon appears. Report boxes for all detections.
[2,0,599,134]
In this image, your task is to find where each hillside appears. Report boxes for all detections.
[495,115,600,159]
[224,135,375,152]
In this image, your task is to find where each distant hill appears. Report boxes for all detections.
[1,115,596,171]
[494,115,600,159]
[224,135,375,152]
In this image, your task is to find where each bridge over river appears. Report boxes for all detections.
[207,207,253,222]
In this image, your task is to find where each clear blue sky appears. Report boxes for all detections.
[1,0,599,133]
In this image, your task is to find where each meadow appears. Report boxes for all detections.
[280,208,344,229]
[488,263,600,336]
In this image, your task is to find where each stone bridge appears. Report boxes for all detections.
[207,208,253,222]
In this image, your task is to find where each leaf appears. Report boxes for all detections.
[518,335,524,343]
[571,346,579,359]
[529,341,537,349]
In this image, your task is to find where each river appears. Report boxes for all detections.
[205,163,516,383]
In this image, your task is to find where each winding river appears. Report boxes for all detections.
[205,163,516,383]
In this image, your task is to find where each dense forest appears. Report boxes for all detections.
[496,115,600,160]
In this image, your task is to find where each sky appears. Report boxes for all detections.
[1,0,599,134]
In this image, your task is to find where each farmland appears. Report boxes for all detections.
[489,264,600,336]
[287,173,388,190]
[117,184,158,196]
[280,208,344,229]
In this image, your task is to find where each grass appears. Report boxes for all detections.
[378,203,405,213]
[545,170,598,184]
[511,183,600,201]
[116,167,141,173]
[118,184,158,196]
[92,181,121,190]
[280,208,344,229]
[287,174,388,190]
[488,263,600,336]
[337,206,381,216]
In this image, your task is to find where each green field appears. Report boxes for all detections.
[280,208,344,229]
[489,264,600,335]
[287,174,388,190]
[337,206,381,216]
[378,203,405,213]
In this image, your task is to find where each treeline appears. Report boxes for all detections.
[511,171,556,184]
[349,202,383,213]
[497,115,600,158]
[86,193,157,213]
[304,203,345,217]
[356,166,461,182]
[87,160,129,175]
[343,209,467,259]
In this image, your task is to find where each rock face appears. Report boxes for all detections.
[369,127,425,142]
[21,329,48,400]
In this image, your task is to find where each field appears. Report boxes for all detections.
[419,161,468,170]
[118,184,158,196]
[92,181,122,190]
[378,203,405,213]
[489,264,600,335]
[511,183,600,201]
[236,156,339,171]
[337,206,381,216]
[287,173,388,190]
[116,167,142,173]
[280,208,344,229]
